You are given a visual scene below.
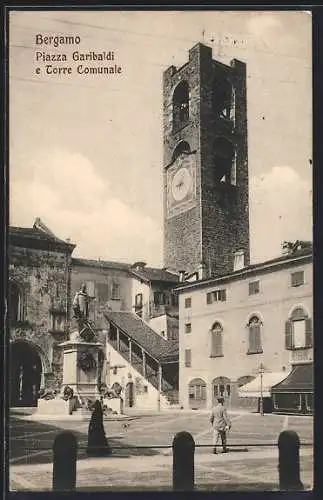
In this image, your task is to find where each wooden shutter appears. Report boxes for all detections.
[249,324,255,352]
[206,293,212,305]
[185,349,191,367]
[285,320,293,349]
[254,324,261,351]
[305,318,313,347]
[215,331,223,356]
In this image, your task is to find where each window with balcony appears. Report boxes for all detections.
[210,321,223,357]
[247,316,263,354]
[249,280,260,295]
[285,307,312,350]
[206,289,226,304]
[291,271,304,287]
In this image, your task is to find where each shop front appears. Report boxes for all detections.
[271,363,313,414]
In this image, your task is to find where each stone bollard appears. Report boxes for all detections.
[53,431,77,491]
[278,430,304,491]
[172,431,195,491]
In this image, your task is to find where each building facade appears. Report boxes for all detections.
[9,219,75,406]
[8,220,180,410]
[175,245,313,411]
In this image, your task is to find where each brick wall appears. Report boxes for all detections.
[163,43,250,277]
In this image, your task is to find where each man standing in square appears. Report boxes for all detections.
[210,396,231,454]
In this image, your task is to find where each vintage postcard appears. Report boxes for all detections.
[7,9,313,492]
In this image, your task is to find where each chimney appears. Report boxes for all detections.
[282,241,293,256]
[179,270,186,282]
[197,262,207,280]
[233,250,245,272]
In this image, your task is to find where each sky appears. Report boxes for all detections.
[9,10,312,267]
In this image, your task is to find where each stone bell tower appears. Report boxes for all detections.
[163,43,250,277]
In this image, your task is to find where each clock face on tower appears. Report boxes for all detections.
[171,167,192,201]
[166,153,196,218]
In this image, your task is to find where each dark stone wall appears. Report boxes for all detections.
[9,245,73,390]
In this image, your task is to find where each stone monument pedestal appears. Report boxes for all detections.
[59,331,103,402]
[29,331,103,420]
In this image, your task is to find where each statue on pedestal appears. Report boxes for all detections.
[72,283,97,342]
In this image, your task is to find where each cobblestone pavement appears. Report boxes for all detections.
[9,410,313,491]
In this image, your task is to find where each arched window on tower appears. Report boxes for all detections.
[171,140,191,163]
[213,137,235,185]
[9,281,24,323]
[247,316,263,354]
[210,321,223,357]
[173,81,189,131]
[212,75,234,121]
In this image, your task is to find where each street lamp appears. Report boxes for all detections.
[259,362,265,416]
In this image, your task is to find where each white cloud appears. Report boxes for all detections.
[10,150,163,266]
[250,165,312,263]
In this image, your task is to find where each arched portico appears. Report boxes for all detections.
[10,340,48,407]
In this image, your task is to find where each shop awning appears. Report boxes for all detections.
[271,363,313,394]
[239,372,288,398]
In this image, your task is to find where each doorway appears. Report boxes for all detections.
[125,381,134,408]
[10,341,42,407]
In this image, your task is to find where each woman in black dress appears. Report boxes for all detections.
[87,400,112,456]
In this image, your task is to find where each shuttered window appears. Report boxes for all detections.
[249,280,260,295]
[247,317,262,354]
[285,320,293,349]
[96,282,110,301]
[111,282,120,300]
[305,318,313,347]
[185,349,191,367]
[291,271,304,287]
[206,289,226,304]
[210,322,223,357]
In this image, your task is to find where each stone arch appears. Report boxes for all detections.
[288,304,310,320]
[188,377,207,409]
[171,140,191,163]
[245,311,264,326]
[211,376,231,404]
[10,339,50,407]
